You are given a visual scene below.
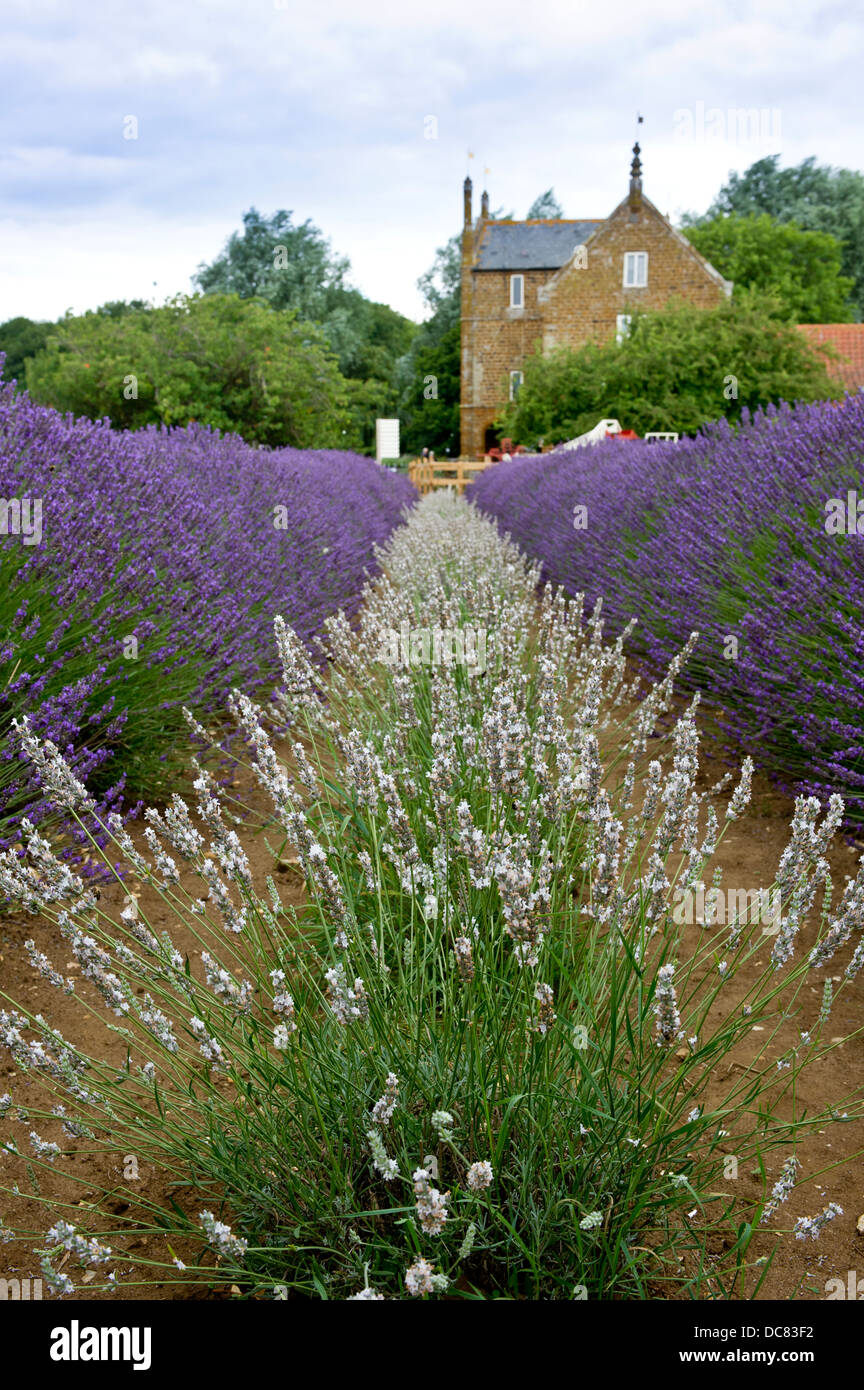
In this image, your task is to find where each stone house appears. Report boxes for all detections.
[459,145,733,457]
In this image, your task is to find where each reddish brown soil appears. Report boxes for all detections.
[1,715,862,1302]
[671,746,864,1300]
[0,746,307,1302]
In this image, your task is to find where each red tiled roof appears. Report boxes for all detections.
[797,324,864,391]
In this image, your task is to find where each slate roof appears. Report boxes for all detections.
[797,324,864,392]
[474,218,603,271]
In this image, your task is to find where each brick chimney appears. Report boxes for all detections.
[480,189,490,220]
[463,175,473,226]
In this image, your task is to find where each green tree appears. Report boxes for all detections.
[683,156,864,319]
[416,234,462,327]
[497,291,840,444]
[397,234,462,456]
[398,318,462,457]
[340,376,402,454]
[683,214,854,322]
[0,303,161,393]
[193,207,416,393]
[91,299,150,318]
[0,316,54,389]
[26,293,349,448]
[526,188,564,219]
[194,208,347,320]
[325,290,417,382]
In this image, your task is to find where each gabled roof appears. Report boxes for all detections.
[797,324,864,391]
[474,218,603,270]
[534,196,734,303]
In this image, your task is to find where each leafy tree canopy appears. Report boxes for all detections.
[683,213,854,322]
[416,234,462,326]
[26,293,349,448]
[397,233,462,456]
[0,316,54,389]
[193,207,415,382]
[526,188,564,219]
[683,155,864,320]
[93,299,151,318]
[194,208,347,316]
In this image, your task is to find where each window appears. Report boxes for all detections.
[623,252,648,288]
[510,274,524,308]
[616,314,632,345]
[509,370,523,400]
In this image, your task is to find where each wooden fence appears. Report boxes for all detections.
[408,458,497,495]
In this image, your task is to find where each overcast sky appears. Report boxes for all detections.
[2,0,861,325]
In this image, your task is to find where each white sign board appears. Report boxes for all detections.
[376,418,400,463]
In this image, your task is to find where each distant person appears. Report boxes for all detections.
[421,447,429,461]
[429,450,435,462]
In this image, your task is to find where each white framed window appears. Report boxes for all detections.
[623,252,648,288]
[509,370,523,400]
[509,274,524,308]
[616,314,632,344]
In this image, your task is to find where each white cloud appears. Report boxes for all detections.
[1,0,862,325]
[0,214,225,322]
[132,48,222,85]
[1,146,129,182]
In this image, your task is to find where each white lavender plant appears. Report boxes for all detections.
[1,492,861,1302]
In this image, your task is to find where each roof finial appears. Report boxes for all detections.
[629,134,643,216]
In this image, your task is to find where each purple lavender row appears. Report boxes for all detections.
[0,374,415,855]
[468,395,864,823]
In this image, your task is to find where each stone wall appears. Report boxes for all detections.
[540,197,730,353]
[460,263,554,458]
